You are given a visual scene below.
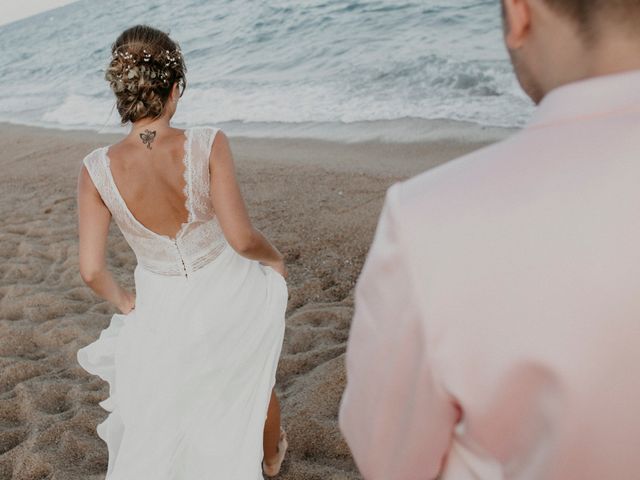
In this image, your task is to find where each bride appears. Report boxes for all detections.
[76,24,289,479]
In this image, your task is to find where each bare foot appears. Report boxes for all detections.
[263,428,288,477]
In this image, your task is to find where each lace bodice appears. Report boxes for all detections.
[82,126,228,278]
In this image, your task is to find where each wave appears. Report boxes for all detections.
[0,0,534,140]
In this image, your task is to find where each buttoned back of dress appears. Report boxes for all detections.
[82,126,227,278]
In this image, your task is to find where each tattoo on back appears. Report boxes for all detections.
[139,129,157,149]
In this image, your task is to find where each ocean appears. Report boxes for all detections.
[0,0,533,141]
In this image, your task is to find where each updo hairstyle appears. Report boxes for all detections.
[105,25,187,124]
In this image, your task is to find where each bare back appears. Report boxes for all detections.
[106,128,190,239]
[81,125,227,277]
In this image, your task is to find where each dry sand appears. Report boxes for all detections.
[0,122,508,479]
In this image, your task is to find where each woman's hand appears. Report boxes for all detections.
[263,258,288,280]
[117,288,136,314]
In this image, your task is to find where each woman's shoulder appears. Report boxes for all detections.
[78,146,109,193]
[188,125,224,151]
[81,145,106,169]
[187,123,220,131]
[189,124,223,137]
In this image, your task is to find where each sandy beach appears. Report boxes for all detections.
[0,122,509,479]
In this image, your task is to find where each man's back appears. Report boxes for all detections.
[339,70,640,479]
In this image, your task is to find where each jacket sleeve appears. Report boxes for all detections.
[338,183,461,480]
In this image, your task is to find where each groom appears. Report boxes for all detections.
[339,0,640,479]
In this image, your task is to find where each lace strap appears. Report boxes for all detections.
[82,148,121,215]
[186,126,221,219]
[206,125,220,160]
[181,128,194,223]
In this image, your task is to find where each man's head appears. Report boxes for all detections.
[502,0,640,104]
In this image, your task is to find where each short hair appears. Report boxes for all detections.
[543,0,640,30]
[501,0,640,42]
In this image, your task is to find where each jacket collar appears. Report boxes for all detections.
[526,68,640,129]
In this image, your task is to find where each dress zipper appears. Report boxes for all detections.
[174,239,188,279]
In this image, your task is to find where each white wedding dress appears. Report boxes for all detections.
[76,126,288,479]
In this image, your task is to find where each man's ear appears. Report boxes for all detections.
[503,0,532,49]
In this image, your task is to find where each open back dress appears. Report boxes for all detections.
[76,125,288,479]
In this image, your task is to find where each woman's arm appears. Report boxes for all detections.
[77,165,136,313]
[209,130,287,278]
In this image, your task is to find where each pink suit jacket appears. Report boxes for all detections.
[339,69,640,480]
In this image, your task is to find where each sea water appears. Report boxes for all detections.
[0,0,533,141]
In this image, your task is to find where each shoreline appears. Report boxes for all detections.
[0,120,514,179]
[0,121,508,479]
[0,115,517,147]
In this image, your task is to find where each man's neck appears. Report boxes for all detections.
[546,33,640,96]
[584,35,640,79]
